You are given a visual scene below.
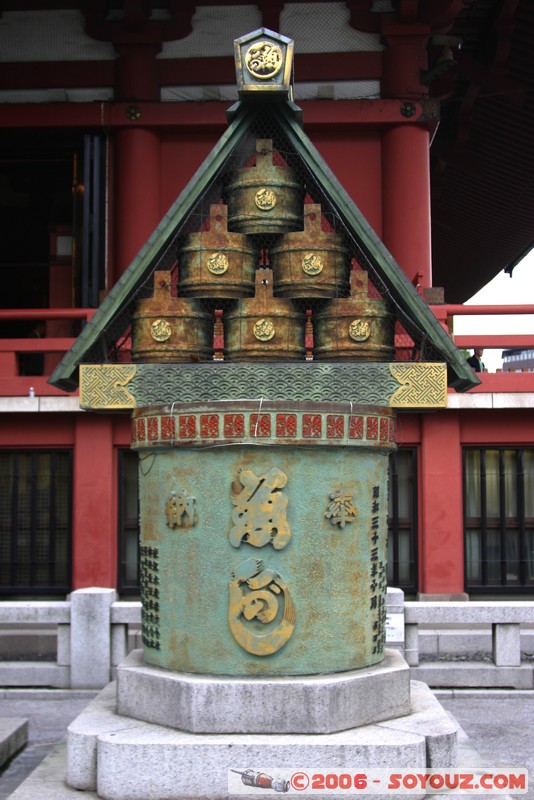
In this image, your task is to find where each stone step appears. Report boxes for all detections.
[67,679,457,799]
[411,662,534,689]
[0,717,28,768]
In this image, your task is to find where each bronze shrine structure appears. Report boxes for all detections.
[51,27,478,800]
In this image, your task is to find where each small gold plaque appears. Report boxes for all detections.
[207,252,229,275]
[349,319,371,342]
[245,42,284,80]
[254,318,276,341]
[255,188,277,211]
[151,319,172,342]
[302,253,324,276]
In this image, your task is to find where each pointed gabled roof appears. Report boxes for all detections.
[50,98,479,394]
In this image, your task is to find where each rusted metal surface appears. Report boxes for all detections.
[270,204,350,298]
[225,268,305,361]
[225,139,304,235]
[178,204,258,299]
[314,270,395,361]
[132,270,213,363]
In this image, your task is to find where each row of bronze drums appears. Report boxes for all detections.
[131,267,394,363]
[177,202,350,300]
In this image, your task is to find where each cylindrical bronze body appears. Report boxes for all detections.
[270,205,350,298]
[226,139,304,235]
[132,271,213,363]
[178,204,258,299]
[314,271,395,361]
[225,268,305,361]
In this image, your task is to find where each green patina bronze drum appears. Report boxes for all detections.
[132,399,395,676]
[178,204,258,299]
[224,268,305,361]
[270,204,350,298]
[132,271,213,363]
[314,270,395,361]
[225,139,304,235]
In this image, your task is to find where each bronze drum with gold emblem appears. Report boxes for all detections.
[314,270,395,361]
[270,204,350,298]
[178,204,258,299]
[225,139,303,235]
[132,271,213,363]
[225,268,305,360]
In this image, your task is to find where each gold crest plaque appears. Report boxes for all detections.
[245,42,284,80]
[302,253,324,276]
[255,188,277,211]
[207,252,229,275]
[349,319,371,342]
[151,319,172,342]
[254,318,276,341]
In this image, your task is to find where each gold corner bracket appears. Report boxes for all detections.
[80,364,137,410]
[389,363,447,408]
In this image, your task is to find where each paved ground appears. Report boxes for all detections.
[437,690,534,800]
[0,690,97,800]
[0,688,532,799]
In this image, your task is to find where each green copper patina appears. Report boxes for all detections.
[134,401,394,675]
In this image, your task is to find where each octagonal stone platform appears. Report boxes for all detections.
[67,677,458,799]
[117,648,411,734]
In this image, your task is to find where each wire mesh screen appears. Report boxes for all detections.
[83,107,443,367]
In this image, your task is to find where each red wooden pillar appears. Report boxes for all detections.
[380,22,432,289]
[419,411,465,596]
[72,414,117,588]
[112,126,161,281]
[381,123,432,288]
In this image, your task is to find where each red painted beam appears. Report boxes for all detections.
[0,377,76,397]
[0,338,76,352]
[0,52,382,92]
[438,304,534,316]
[0,98,437,132]
[0,309,95,321]
[454,335,534,349]
[0,61,113,90]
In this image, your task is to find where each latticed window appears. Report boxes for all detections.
[464,448,534,591]
[0,450,72,594]
[118,449,140,593]
[387,449,418,593]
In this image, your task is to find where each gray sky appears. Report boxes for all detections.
[452,251,534,372]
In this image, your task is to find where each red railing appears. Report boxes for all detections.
[0,309,95,397]
[0,305,533,398]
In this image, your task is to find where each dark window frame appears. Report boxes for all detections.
[117,449,140,594]
[464,446,534,593]
[0,449,72,595]
[387,448,418,594]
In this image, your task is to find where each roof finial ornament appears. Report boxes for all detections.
[234,28,294,101]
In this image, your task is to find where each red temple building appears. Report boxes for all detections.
[0,1,533,600]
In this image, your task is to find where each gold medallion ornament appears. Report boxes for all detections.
[302,253,324,276]
[253,318,276,341]
[206,252,229,275]
[255,188,277,211]
[245,42,284,80]
[150,319,172,342]
[229,557,296,656]
[349,319,371,342]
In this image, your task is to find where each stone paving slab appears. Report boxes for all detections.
[0,719,27,769]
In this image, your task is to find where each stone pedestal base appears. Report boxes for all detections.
[67,678,457,800]
[117,649,411,734]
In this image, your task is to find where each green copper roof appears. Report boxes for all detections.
[49,99,479,393]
